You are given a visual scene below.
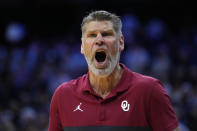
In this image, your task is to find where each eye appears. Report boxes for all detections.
[102,32,113,37]
[88,34,97,37]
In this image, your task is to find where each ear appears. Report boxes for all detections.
[81,38,84,54]
[119,35,124,52]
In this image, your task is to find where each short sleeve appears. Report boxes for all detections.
[49,87,64,131]
[148,81,178,131]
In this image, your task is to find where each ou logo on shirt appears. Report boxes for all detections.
[121,100,130,111]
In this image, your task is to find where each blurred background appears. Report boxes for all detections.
[0,0,197,131]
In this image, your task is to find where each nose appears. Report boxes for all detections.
[95,33,104,45]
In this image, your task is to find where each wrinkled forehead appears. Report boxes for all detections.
[83,20,115,34]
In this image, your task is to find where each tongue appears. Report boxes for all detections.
[95,51,106,62]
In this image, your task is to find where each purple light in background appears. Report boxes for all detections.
[145,19,166,40]
[121,14,140,43]
[5,22,26,43]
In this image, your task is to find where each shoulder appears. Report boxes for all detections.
[131,71,162,91]
[123,64,160,88]
[122,64,163,95]
[131,73,169,106]
[52,74,87,99]
[126,70,167,102]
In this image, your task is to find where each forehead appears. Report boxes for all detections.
[84,21,114,33]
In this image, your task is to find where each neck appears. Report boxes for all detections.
[89,64,123,98]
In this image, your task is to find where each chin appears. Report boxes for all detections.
[85,52,120,77]
[90,66,114,77]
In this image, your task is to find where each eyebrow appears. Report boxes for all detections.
[86,29,114,33]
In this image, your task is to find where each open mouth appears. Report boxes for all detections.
[95,51,106,62]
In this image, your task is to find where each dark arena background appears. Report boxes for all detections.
[0,0,197,131]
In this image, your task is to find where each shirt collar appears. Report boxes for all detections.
[81,63,133,99]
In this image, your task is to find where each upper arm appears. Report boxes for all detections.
[148,81,179,131]
[49,87,63,131]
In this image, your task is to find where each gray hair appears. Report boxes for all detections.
[81,10,122,35]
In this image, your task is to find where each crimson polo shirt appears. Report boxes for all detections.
[49,64,178,131]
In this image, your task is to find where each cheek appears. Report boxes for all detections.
[83,41,93,58]
[104,37,119,53]
[109,41,119,55]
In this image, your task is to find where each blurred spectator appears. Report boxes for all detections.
[121,14,140,44]
[124,44,150,74]
[151,43,171,82]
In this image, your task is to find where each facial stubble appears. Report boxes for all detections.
[84,49,120,77]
